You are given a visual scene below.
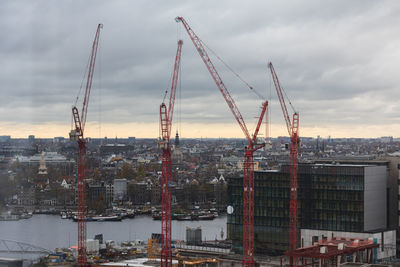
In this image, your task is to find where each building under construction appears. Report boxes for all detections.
[227,163,396,260]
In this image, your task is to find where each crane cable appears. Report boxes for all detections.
[269,62,296,114]
[74,48,92,107]
[267,68,272,143]
[178,47,182,138]
[162,74,172,104]
[163,24,183,104]
[98,34,102,140]
[200,39,265,100]
[72,36,94,132]
[281,84,296,114]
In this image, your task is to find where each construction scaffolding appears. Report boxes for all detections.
[283,237,379,267]
[148,238,157,262]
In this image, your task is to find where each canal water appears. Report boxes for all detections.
[0,214,227,251]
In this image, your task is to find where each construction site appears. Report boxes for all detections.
[50,14,400,267]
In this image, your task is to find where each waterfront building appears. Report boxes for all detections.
[113,178,127,202]
[87,182,113,210]
[227,163,395,259]
[128,180,155,205]
[17,186,35,206]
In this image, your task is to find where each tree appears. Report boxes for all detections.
[92,168,101,181]
[136,163,145,181]
[49,183,71,206]
[0,173,16,206]
[120,163,134,180]
[89,194,106,214]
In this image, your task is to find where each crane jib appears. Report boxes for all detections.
[176,16,268,267]
[70,24,102,267]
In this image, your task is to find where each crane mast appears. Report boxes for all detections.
[175,16,268,267]
[268,62,300,266]
[70,23,102,267]
[159,40,183,267]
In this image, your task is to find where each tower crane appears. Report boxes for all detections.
[159,40,183,267]
[268,62,300,266]
[69,23,102,267]
[175,17,268,267]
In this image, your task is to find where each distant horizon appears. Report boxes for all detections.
[1,121,400,141]
[1,134,398,140]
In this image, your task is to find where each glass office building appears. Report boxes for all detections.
[227,164,387,255]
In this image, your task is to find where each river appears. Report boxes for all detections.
[0,214,227,251]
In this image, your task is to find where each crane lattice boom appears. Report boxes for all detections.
[268,62,292,136]
[268,62,300,266]
[176,16,268,267]
[159,40,183,267]
[175,17,252,143]
[70,23,102,267]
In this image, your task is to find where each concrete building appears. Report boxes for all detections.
[227,163,394,260]
[113,178,127,202]
[14,152,74,165]
[99,144,134,156]
[0,136,11,142]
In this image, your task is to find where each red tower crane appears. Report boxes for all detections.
[159,40,183,267]
[175,17,268,267]
[268,62,300,265]
[69,23,102,267]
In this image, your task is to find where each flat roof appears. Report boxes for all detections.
[285,237,379,259]
[0,258,23,262]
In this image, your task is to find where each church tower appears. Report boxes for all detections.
[36,152,48,187]
[38,152,48,175]
[174,131,180,147]
[172,131,183,166]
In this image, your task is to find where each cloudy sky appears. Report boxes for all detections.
[1,0,400,138]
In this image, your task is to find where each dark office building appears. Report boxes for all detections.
[227,163,387,255]
[86,182,113,208]
[314,157,400,231]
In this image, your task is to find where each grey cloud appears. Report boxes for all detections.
[1,0,400,136]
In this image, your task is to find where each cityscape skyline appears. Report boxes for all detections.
[2,2,400,266]
[2,121,400,139]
